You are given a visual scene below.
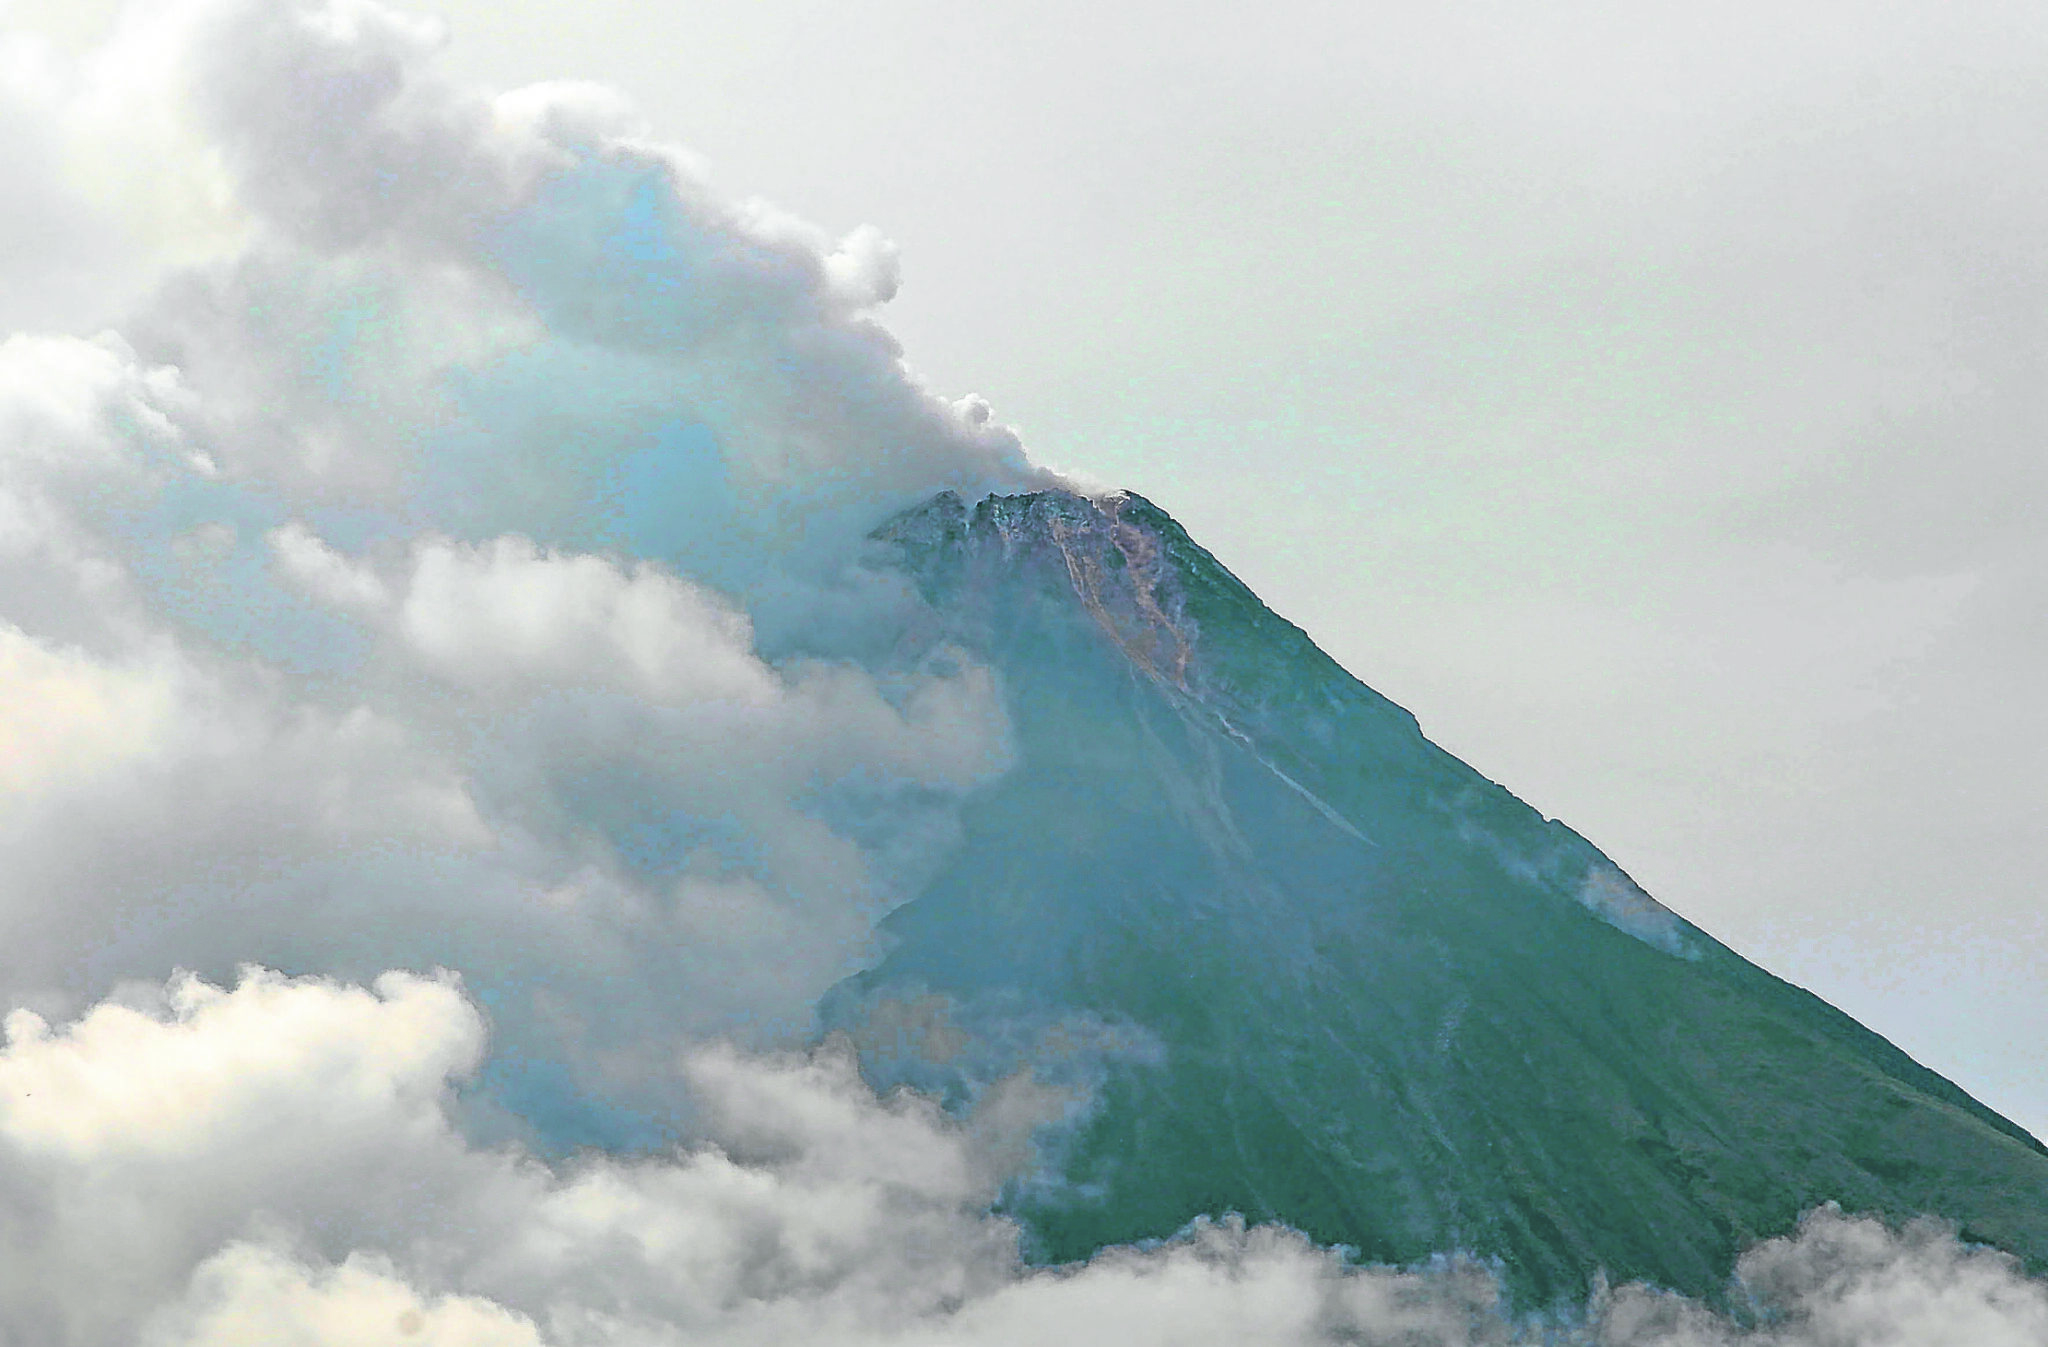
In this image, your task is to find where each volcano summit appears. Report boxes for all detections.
[825,487,2048,1306]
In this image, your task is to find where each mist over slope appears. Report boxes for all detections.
[0,0,2045,1341]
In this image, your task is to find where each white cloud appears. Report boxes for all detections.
[268,521,390,611]
[148,1247,547,1347]
[0,324,1008,1118]
[1591,1206,2048,1347]
[0,967,1028,1345]
[0,0,1022,1128]
[0,332,199,643]
[0,968,474,1160]
[0,503,1009,1107]
[0,624,177,794]
[0,969,2039,1347]
[396,536,767,705]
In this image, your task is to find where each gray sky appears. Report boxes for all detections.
[16,0,2048,1139]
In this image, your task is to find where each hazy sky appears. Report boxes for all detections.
[362,0,2047,1136]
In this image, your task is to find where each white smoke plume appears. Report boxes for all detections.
[0,1,2044,1342]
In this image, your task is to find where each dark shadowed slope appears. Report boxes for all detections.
[823,487,2048,1307]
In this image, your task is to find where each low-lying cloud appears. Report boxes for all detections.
[0,968,2040,1346]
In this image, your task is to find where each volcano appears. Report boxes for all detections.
[822,487,2048,1306]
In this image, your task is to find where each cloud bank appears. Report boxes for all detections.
[0,968,2041,1346]
[0,0,1037,1140]
[0,0,2044,1341]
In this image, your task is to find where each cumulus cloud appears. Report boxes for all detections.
[0,968,1029,1345]
[392,535,768,703]
[268,520,390,610]
[1592,1207,2048,1347]
[0,0,1024,1138]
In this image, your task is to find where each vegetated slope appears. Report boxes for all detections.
[826,487,2048,1306]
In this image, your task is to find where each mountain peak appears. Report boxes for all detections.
[878,487,1197,692]
[848,487,2048,1305]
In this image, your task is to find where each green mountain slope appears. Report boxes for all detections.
[825,487,2048,1306]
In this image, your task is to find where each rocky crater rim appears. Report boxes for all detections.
[875,487,1200,691]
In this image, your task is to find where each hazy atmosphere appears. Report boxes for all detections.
[29,0,2039,1133]
[2,0,2045,1342]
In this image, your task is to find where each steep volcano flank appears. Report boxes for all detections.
[849,488,2048,1307]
